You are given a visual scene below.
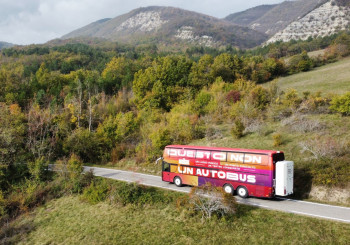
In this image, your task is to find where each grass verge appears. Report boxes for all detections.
[2,193,350,244]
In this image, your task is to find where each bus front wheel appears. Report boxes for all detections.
[174,176,182,187]
[237,186,248,198]
[223,184,234,194]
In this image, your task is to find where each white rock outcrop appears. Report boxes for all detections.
[266,1,350,44]
[175,26,216,47]
[117,11,168,32]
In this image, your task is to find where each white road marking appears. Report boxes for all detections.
[276,197,350,210]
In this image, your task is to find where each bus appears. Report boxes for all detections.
[159,145,293,198]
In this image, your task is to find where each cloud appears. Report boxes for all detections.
[0,0,284,45]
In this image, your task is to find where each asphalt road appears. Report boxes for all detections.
[84,166,350,223]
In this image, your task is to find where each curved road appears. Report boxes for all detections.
[84,166,350,223]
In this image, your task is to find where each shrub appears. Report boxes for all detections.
[249,86,270,110]
[167,103,203,144]
[109,182,174,206]
[188,183,236,221]
[28,157,48,181]
[231,120,245,139]
[82,180,109,204]
[272,133,282,147]
[243,120,265,135]
[67,154,83,180]
[194,90,213,115]
[70,170,95,194]
[0,190,5,217]
[64,128,104,163]
[226,90,241,104]
[329,92,350,116]
[299,136,347,160]
[282,89,302,109]
[230,100,260,127]
[281,114,325,133]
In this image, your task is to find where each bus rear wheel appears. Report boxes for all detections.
[223,184,234,195]
[174,176,182,187]
[237,186,248,198]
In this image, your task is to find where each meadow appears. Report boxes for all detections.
[272,57,350,94]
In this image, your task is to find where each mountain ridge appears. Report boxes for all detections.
[225,0,329,36]
[267,0,350,43]
[62,6,267,49]
[0,41,14,50]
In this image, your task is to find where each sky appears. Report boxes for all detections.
[0,0,285,45]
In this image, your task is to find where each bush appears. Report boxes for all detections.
[226,90,241,104]
[194,90,213,115]
[231,120,245,139]
[70,170,95,194]
[67,154,83,180]
[272,133,282,147]
[281,114,325,133]
[248,86,270,110]
[82,180,109,204]
[188,183,236,221]
[0,190,5,217]
[28,157,48,181]
[282,89,302,109]
[64,128,104,163]
[109,182,175,206]
[329,92,350,116]
[299,136,347,160]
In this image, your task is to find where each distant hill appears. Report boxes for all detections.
[225,0,329,36]
[267,0,350,43]
[224,5,277,27]
[62,6,268,49]
[0,41,14,50]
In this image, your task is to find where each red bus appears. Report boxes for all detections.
[160,145,293,198]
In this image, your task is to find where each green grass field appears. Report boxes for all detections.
[3,195,350,245]
[272,57,350,94]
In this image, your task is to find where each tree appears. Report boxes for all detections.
[27,104,57,160]
[133,56,192,110]
[288,51,313,73]
[210,53,236,82]
[101,57,132,94]
[188,54,214,93]
[0,103,27,190]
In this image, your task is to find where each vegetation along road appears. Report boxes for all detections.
[84,166,350,224]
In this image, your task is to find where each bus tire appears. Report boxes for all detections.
[237,186,248,198]
[174,176,182,187]
[223,184,234,195]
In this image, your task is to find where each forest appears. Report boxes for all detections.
[1,30,350,223]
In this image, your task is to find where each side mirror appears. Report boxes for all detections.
[156,157,163,165]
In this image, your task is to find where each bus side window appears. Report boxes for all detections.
[163,161,170,172]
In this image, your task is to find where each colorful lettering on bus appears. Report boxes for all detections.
[160,145,294,198]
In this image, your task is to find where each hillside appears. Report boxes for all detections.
[271,57,350,94]
[0,41,14,50]
[224,5,277,26]
[225,0,328,36]
[267,1,350,43]
[62,6,267,49]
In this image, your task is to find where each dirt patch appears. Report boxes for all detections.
[309,185,350,205]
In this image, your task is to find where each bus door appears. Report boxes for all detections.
[272,152,285,191]
[162,161,171,182]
